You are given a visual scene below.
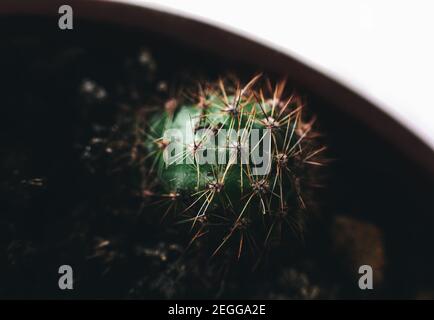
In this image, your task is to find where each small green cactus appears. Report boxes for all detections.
[144,75,325,258]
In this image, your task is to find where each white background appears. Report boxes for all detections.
[112,0,434,150]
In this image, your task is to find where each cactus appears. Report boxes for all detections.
[143,75,325,258]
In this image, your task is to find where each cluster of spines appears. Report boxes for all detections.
[143,75,325,259]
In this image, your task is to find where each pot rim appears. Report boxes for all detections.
[1,0,433,178]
